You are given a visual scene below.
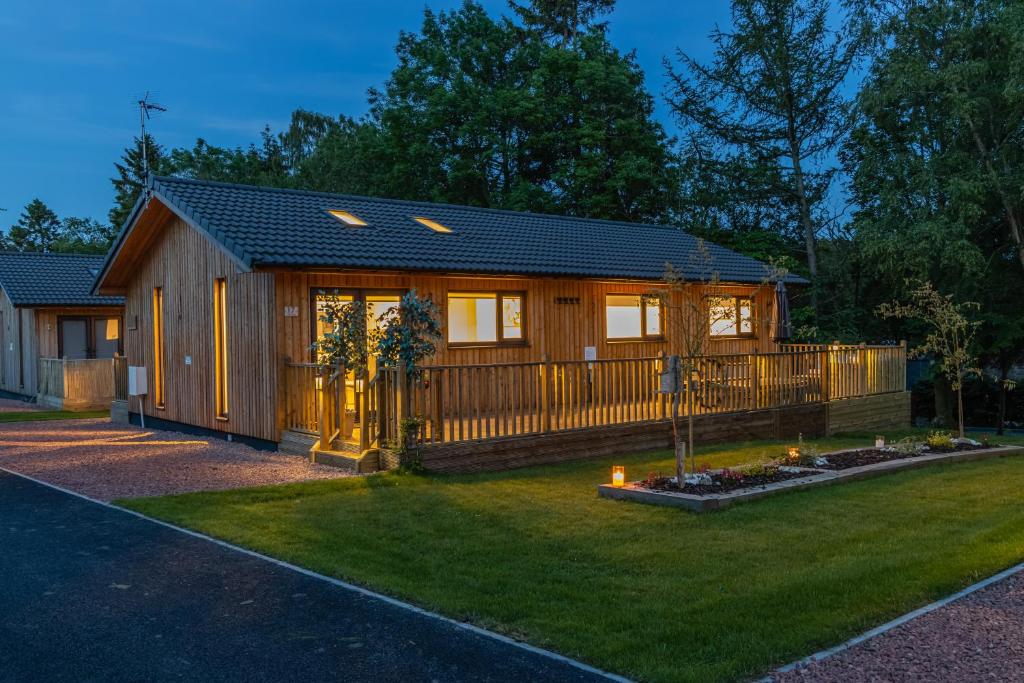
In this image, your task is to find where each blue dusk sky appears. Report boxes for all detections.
[0,1,734,225]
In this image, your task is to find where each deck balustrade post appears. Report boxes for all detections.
[821,347,830,403]
[858,343,867,397]
[750,351,759,410]
[359,370,370,453]
[396,359,409,446]
[540,354,552,433]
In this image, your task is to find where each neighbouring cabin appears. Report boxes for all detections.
[0,252,125,409]
[96,176,909,470]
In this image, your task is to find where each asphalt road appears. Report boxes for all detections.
[0,470,611,682]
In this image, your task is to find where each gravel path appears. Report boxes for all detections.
[0,397,42,413]
[773,568,1024,682]
[0,418,350,500]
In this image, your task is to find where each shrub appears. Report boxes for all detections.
[926,430,955,449]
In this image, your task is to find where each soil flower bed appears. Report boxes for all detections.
[790,436,992,472]
[639,464,818,495]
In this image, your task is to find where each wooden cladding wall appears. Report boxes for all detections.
[274,271,780,367]
[419,403,828,473]
[123,216,278,441]
[0,288,33,394]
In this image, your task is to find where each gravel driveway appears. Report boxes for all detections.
[773,568,1024,682]
[0,418,350,500]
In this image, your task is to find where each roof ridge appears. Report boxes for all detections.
[152,175,691,233]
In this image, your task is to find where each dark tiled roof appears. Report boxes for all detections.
[148,176,806,285]
[0,252,124,307]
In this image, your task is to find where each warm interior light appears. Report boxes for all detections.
[612,465,625,487]
[328,210,368,226]
[413,216,453,233]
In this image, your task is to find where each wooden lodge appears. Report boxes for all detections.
[95,177,909,471]
[0,252,124,409]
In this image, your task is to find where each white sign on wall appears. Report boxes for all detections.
[583,346,597,361]
[284,306,299,317]
[185,355,192,366]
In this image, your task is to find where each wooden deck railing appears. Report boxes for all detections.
[38,357,116,406]
[281,343,906,449]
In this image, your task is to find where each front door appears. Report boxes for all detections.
[312,289,403,437]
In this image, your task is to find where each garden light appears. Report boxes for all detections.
[787,447,800,460]
[612,466,625,487]
[875,435,885,448]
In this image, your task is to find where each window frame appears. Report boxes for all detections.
[307,288,407,363]
[56,314,124,359]
[706,295,756,339]
[446,291,528,348]
[604,293,665,343]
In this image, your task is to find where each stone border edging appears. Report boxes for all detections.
[597,445,1024,512]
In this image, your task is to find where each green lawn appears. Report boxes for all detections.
[0,409,108,423]
[122,429,1024,683]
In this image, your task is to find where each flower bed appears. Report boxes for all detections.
[639,464,818,495]
[598,435,1023,512]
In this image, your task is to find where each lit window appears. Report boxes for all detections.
[448,292,525,345]
[605,294,663,340]
[708,296,754,337]
[213,278,228,418]
[413,216,452,233]
[152,288,165,408]
[327,210,368,226]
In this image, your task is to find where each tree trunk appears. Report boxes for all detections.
[957,385,965,440]
[997,364,1009,436]
[672,397,686,484]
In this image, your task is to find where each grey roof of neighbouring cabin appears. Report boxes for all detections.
[0,252,125,307]
[121,175,806,284]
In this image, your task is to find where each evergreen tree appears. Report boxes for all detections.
[4,199,62,252]
[365,1,677,221]
[109,134,166,229]
[846,0,1024,418]
[666,0,865,311]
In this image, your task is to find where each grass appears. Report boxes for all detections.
[0,409,108,423]
[122,429,1024,682]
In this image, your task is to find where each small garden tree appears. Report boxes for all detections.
[374,290,443,375]
[878,281,980,438]
[312,298,369,376]
[655,239,734,480]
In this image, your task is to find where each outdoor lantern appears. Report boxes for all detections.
[875,435,885,448]
[787,447,800,460]
[612,466,625,487]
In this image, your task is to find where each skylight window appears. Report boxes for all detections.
[327,210,368,226]
[413,217,452,233]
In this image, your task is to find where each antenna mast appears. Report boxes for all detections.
[136,92,167,181]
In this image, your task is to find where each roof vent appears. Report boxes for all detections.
[327,210,368,226]
[413,217,452,233]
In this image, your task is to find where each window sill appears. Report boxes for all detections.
[215,415,229,422]
[606,338,666,344]
[709,335,757,341]
[448,341,529,350]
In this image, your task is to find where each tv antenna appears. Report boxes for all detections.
[136,92,167,180]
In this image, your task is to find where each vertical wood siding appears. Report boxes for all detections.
[123,216,278,441]
[275,271,779,366]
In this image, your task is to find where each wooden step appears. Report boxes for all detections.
[311,448,380,474]
[278,429,317,456]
